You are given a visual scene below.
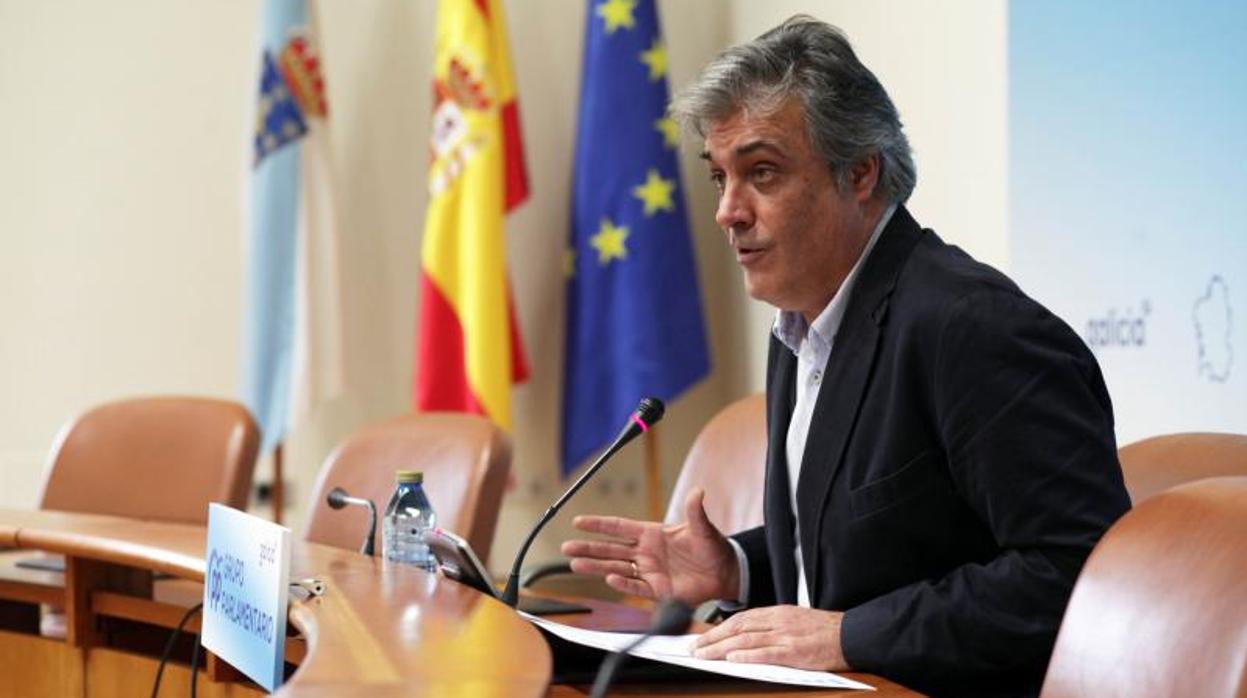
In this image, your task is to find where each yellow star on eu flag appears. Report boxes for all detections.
[632,169,676,216]
[590,218,630,264]
[596,0,637,34]
[639,39,667,81]
[654,116,679,149]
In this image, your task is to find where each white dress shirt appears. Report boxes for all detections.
[725,203,896,608]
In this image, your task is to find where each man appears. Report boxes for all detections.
[561,16,1130,698]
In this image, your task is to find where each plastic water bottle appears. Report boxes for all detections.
[382,470,438,571]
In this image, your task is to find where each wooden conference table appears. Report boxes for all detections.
[0,509,920,696]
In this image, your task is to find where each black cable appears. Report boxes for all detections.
[189,622,203,698]
[150,602,203,698]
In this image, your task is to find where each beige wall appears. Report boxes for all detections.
[0,1,1006,566]
[0,1,258,505]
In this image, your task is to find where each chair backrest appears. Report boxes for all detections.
[664,394,767,533]
[1040,476,1247,698]
[302,412,511,563]
[1118,432,1247,503]
[39,396,259,525]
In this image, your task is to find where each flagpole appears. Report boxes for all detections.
[272,442,284,524]
[644,426,662,521]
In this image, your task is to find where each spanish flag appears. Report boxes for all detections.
[414,0,529,429]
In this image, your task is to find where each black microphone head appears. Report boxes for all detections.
[650,598,694,636]
[636,397,665,427]
[326,487,350,510]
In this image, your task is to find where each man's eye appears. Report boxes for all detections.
[752,167,776,184]
[709,172,725,193]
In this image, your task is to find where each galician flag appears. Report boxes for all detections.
[242,0,344,454]
[414,0,530,430]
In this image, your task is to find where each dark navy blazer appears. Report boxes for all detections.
[732,206,1131,698]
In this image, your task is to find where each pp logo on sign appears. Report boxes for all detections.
[207,549,224,609]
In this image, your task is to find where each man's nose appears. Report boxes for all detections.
[714,181,754,234]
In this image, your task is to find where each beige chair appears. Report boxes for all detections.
[1041,476,1247,698]
[1118,432,1247,503]
[302,412,512,563]
[39,396,259,524]
[663,393,766,532]
[524,393,767,592]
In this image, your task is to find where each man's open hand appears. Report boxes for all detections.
[560,488,737,605]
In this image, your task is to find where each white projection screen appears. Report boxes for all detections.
[1009,0,1246,445]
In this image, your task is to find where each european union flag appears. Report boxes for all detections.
[562,0,710,476]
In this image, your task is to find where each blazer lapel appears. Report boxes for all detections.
[764,335,799,604]
[794,207,925,600]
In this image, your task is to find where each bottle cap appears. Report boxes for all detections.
[395,470,423,484]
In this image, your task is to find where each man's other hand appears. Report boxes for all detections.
[693,605,849,671]
[560,488,737,605]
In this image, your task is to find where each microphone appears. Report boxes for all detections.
[499,398,665,607]
[589,598,694,698]
[326,487,378,557]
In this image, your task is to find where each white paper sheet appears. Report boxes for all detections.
[521,612,874,691]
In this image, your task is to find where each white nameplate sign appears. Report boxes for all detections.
[201,503,292,692]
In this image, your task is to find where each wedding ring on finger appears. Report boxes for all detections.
[630,560,640,578]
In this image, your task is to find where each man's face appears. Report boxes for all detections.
[703,98,876,322]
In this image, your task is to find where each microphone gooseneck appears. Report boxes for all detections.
[589,598,694,698]
[325,487,378,557]
[499,398,666,607]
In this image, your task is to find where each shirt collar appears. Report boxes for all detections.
[772,203,898,355]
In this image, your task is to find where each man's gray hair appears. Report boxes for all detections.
[671,16,916,204]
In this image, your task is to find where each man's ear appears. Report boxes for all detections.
[847,154,880,203]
